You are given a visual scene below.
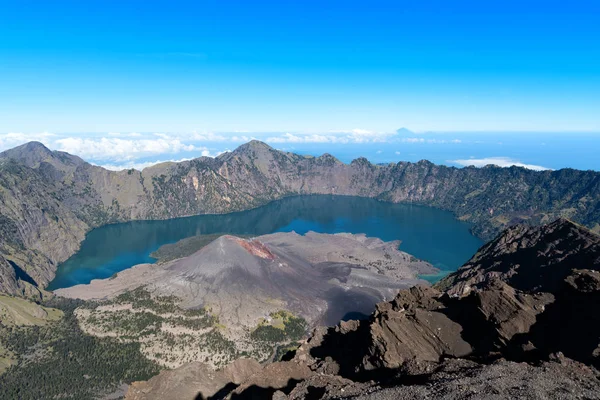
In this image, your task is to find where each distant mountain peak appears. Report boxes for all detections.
[0,141,84,170]
[223,140,278,163]
[235,140,274,152]
[0,141,53,166]
[396,127,415,135]
[2,141,52,156]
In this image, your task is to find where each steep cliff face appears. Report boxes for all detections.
[0,158,90,295]
[1,140,600,295]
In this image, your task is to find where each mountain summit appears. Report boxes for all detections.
[232,139,275,153]
[0,141,84,170]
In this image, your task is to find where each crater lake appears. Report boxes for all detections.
[47,195,483,290]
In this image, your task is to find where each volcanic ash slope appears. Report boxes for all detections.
[56,231,435,328]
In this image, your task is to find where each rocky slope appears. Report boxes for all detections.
[56,232,433,326]
[436,217,600,295]
[125,219,600,399]
[55,232,434,369]
[2,140,600,295]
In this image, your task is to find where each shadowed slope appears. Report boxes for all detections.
[436,218,600,295]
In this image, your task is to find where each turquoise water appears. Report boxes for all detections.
[47,195,483,290]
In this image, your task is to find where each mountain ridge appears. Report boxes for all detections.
[436,217,600,295]
[1,140,600,295]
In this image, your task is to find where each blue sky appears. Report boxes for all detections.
[0,1,599,170]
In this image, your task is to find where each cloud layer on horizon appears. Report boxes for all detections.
[0,129,423,163]
[55,136,203,162]
[0,130,553,172]
[452,157,550,171]
[96,157,194,171]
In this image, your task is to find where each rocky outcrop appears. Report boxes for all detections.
[363,286,472,371]
[125,219,600,399]
[436,218,600,295]
[351,357,600,400]
[126,358,262,400]
[2,140,600,297]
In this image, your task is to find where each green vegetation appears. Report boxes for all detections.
[250,311,307,343]
[0,342,14,374]
[81,288,216,341]
[0,297,161,400]
[273,343,301,362]
[90,309,163,335]
[112,286,213,319]
[114,286,180,313]
[76,287,242,368]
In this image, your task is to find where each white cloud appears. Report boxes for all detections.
[350,128,371,135]
[266,129,399,144]
[97,158,193,171]
[1,131,233,168]
[402,138,425,143]
[401,137,462,144]
[96,149,227,171]
[0,132,56,150]
[231,135,252,142]
[190,131,228,142]
[395,151,401,155]
[107,132,143,137]
[452,157,551,171]
[55,137,198,161]
[342,129,397,143]
[427,138,462,144]
[266,133,344,144]
[376,150,383,154]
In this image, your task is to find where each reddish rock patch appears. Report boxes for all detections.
[230,237,276,260]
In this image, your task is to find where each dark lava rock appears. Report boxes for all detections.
[437,218,600,295]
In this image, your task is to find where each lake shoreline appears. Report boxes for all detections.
[48,195,483,290]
